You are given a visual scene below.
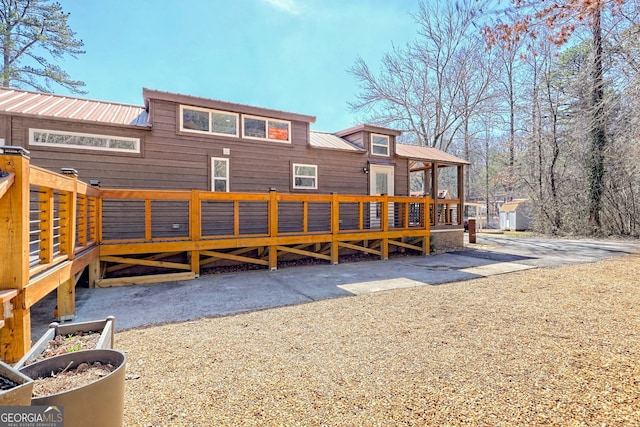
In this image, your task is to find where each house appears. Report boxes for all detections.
[499,199,532,231]
[0,86,468,250]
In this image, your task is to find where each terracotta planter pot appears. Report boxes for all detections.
[0,360,33,406]
[14,316,115,369]
[20,349,126,427]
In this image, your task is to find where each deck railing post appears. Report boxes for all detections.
[381,194,389,260]
[423,195,430,255]
[331,193,339,265]
[56,168,79,321]
[59,168,78,260]
[268,188,278,270]
[190,189,201,276]
[0,148,32,363]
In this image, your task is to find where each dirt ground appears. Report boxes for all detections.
[116,252,640,426]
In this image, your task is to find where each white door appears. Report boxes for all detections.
[369,165,394,228]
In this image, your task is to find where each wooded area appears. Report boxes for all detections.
[350,0,640,236]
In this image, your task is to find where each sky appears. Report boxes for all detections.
[57,0,422,132]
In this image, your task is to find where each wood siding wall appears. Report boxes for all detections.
[0,99,410,197]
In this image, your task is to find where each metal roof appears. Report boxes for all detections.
[500,199,529,212]
[396,143,469,165]
[310,131,364,152]
[0,87,149,127]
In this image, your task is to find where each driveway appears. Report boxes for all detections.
[29,235,639,338]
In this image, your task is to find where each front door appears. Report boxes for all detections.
[369,165,394,228]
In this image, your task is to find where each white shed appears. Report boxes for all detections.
[499,199,532,231]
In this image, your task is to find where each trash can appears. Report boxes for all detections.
[468,219,476,244]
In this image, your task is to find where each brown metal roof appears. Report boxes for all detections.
[309,131,365,152]
[0,87,149,127]
[396,143,469,165]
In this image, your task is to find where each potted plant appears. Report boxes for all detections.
[14,316,115,369]
[19,349,126,427]
[0,360,33,406]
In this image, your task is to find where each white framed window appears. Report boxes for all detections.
[211,157,230,192]
[371,133,390,156]
[292,163,317,189]
[242,115,291,143]
[180,105,239,137]
[30,129,140,153]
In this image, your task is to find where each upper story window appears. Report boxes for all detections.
[30,129,140,153]
[242,115,291,143]
[371,133,390,156]
[292,163,317,189]
[180,105,239,137]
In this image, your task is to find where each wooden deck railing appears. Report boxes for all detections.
[1,148,432,362]
[96,189,431,286]
[1,148,100,362]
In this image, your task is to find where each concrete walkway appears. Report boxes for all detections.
[29,235,639,338]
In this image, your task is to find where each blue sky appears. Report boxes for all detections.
[58,0,421,132]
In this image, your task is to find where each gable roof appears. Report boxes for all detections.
[0,87,149,127]
[500,199,529,212]
[396,143,469,165]
[309,131,364,152]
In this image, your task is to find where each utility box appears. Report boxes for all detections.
[468,219,476,244]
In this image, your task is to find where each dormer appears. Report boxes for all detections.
[142,88,316,146]
[334,124,402,157]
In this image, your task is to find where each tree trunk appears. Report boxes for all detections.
[588,4,606,234]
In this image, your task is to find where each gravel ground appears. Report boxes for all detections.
[117,252,640,426]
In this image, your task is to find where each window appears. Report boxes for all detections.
[30,129,140,153]
[211,158,230,192]
[293,163,317,189]
[371,133,390,156]
[242,115,290,143]
[180,106,238,137]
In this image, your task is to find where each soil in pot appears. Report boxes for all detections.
[32,361,116,397]
[26,331,100,366]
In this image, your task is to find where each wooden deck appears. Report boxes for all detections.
[1,149,445,363]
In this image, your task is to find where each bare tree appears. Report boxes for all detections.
[348,0,493,152]
[483,0,628,234]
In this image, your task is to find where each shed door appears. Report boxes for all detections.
[369,165,394,228]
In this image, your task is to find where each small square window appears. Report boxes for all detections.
[211,112,237,135]
[244,117,267,138]
[182,108,209,132]
[293,163,317,189]
[371,133,390,156]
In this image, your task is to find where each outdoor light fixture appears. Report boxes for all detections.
[363,167,369,174]
[60,168,78,176]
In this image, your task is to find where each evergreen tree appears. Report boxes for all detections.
[0,0,85,93]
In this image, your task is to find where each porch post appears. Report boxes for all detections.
[431,163,439,226]
[458,165,464,227]
[0,148,31,362]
